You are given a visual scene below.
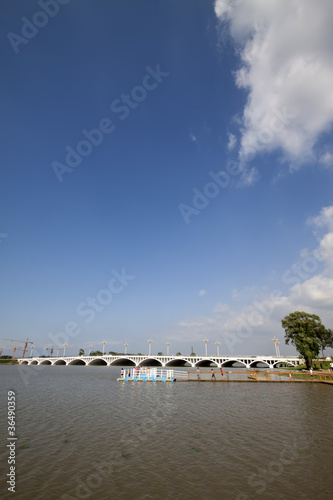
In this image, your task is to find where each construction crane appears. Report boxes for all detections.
[12,345,22,359]
[3,338,33,358]
[46,346,54,357]
[0,344,23,359]
[0,345,15,358]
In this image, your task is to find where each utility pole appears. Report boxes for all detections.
[203,338,208,357]
[272,337,280,357]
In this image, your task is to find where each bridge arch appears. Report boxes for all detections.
[88,358,107,366]
[21,360,29,365]
[109,357,136,367]
[68,358,86,366]
[30,360,38,365]
[195,358,219,367]
[165,358,192,367]
[221,360,247,368]
[40,359,52,365]
[139,358,162,367]
[53,359,66,365]
[249,360,270,368]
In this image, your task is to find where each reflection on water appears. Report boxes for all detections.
[0,365,332,499]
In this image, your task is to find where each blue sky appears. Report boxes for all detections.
[1,0,333,358]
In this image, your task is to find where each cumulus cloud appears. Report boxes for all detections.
[308,205,333,273]
[215,0,333,168]
[199,289,207,296]
[227,132,237,151]
[319,151,333,168]
[173,204,333,353]
[309,205,333,231]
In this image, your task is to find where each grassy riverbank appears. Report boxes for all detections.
[281,361,332,371]
[0,359,18,364]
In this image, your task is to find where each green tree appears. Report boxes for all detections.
[176,352,182,356]
[281,311,327,369]
[78,348,85,356]
[90,350,103,356]
[157,352,163,356]
[190,352,196,356]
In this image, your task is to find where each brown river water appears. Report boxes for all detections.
[0,365,332,499]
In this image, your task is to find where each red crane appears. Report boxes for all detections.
[46,346,54,357]
[3,338,33,358]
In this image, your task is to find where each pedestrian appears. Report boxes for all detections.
[220,368,224,378]
[120,367,124,378]
[289,372,292,380]
[211,368,216,380]
[330,361,333,372]
[197,367,200,380]
[310,367,313,377]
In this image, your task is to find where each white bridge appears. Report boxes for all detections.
[17,354,303,369]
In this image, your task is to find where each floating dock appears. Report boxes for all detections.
[117,368,333,384]
[117,368,187,382]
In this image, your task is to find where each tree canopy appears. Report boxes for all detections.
[281,311,329,369]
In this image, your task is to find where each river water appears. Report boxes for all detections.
[0,365,332,499]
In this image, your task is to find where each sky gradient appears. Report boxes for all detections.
[1,0,333,358]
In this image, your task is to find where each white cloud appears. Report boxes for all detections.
[309,205,333,231]
[215,0,333,167]
[227,132,237,150]
[199,289,207,296]
[289,275,333,308]
[173,204,333,353]
[308,206,333,273]
[319,151,333,168]
[189,131,198,143]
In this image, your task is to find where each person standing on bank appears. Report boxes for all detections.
[197,367,200,380]
[211,369,216,380]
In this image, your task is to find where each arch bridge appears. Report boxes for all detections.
[17,354,303,369]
